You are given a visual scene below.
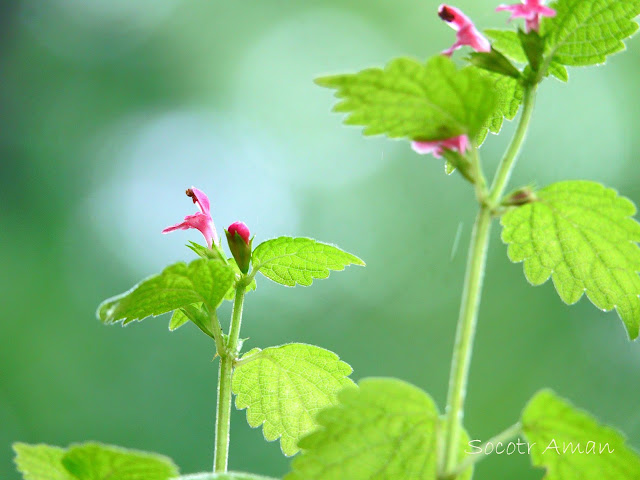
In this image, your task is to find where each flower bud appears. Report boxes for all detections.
[225,222,252,274]
[502,187,538,206]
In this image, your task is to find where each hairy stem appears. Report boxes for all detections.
[446,422,522,477]
[441,84,537,476]
[213,285,246,472]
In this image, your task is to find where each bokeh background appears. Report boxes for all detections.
[2,0,640,478]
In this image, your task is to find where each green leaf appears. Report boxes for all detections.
[286,378,472,480]
[518,29,545,72]
[316,55,497,141]
[232,343,355,456]
[476,71,524,145]
[486,29,568,81]
[501,180,640,339]
[13,443,72,480]
[543,0,640,66]
[97,259,235,325]
[13,442,179,480]
[169,307,192,331]
[467,49,522,79]
[252,237,364,287]
[522,389,640,479]
[176,474,278,480]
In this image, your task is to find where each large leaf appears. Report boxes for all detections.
[543,0,640,66]
[286,378,472,480]
[316,55,497,141]
[501,181,640,339]
[98,259,235,325]
[232,343,354,456]
[252,237,364,287]
[13,442,179,480]
[522,390,640,479]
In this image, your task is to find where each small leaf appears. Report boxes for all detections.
[501,181,640,339]
[176,474,278,480]
[316,55,497,141]
[98,259,235,325]
[467,49,522,79]
[486,29,568,81]
[476,71,524,145]
[13,443,72,480]
[252,237,364,287]
[232,343,354,456]
[518,29,544,72]
[543,0,640,66]
[522,389,640,479]
[286,378,472,480]
[13,442,179,480]
[169,308,192,331]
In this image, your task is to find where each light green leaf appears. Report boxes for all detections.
[485,29,568,81]
[501,181,640,339]
[522,389,640,479]
[316,55,497,141]
[232,343,354,456]
[175,474,278,480]
[169,308,192,331]
[62,443,178,480]
[252,237,364,287]
[543,0,640,66]
[286,377,472,480]
[97,259,235,325]
[476,71,524,145]
[13,443,72,480]
[13,443,179,480]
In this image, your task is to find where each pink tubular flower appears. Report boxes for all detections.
[438,4,491,56]
[411,135,469,159]
[227,221,251,245]
[162,187,219,248]
[496,0,556,33]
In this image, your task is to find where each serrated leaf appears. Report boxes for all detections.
[97,259,235,325]
[486,29,568,81]
[476,71,524,145]
[543,0,640,66]
[232,343,354,456]
[175,474,278,480]
[13,443,72,480]
[501,181,640,339]
[13,442,179,480]
[316,55,497,141]
[286,378,472,480]
[522,389,640,479]
[252,237,364,287]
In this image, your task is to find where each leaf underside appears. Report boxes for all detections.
[232,343,354,456]
[522,389,640,479]
[316,55,497,141]
[501,180,640,339]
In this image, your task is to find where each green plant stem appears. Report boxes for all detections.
[446,422,522,477]
[213,285,246,472]
[441,84,537,476]
[488,85,537,207]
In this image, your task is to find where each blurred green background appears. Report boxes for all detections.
[2,0,640,478]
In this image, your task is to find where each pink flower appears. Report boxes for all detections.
[496,0,556,33]
[162,187,219,248]
[411,135,469,159]
[438,4,491,56]
[228,221,251,245]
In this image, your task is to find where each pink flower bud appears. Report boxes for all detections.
[496,0,556,33]
[162,186,219,248]
[411,135,469,159]
[227,221,251,246]
[438,4,491,56]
